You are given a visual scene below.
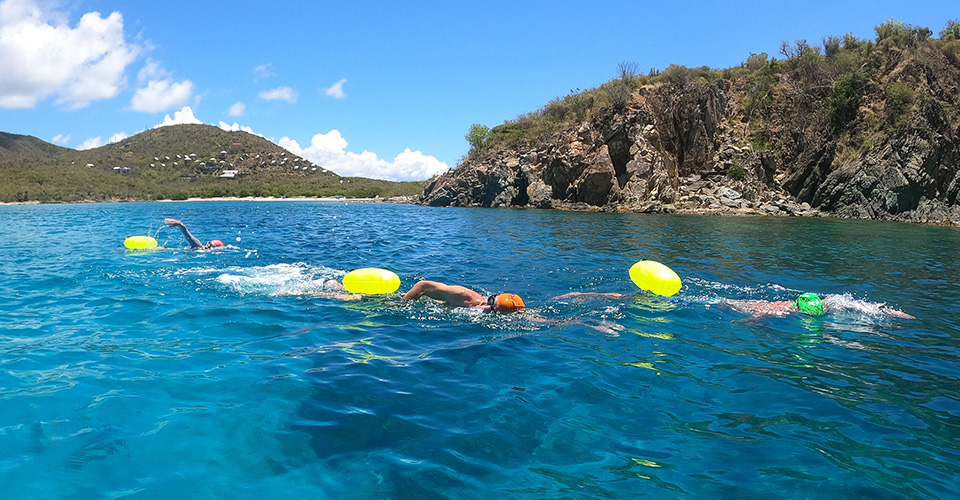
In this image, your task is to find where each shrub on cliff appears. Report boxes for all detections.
[657,64,722,88]
[941,20,960,41]
[465,124,489,155]
[884,82,914,126]
[875,19,932,48]
[727,162,748,180]
[828,73,864,129]
[743,54,779,119]
[598,79,632,112]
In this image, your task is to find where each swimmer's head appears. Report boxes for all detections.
[208,239,225,247]
[487,293,525,312]
[793,292,824,316]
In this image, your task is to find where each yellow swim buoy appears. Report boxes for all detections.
[342,268,401,295]
[124,235,157,250]
[629,260,682,297]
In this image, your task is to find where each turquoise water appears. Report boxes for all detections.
[1,201,958,499]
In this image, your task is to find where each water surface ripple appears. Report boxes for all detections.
[1,202,957,499]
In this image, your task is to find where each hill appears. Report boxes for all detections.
[418,19,960,225]
[0,132,73,163]
[0,124,424,203]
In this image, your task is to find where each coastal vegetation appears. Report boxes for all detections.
[465,19,960,157]
[0,125,424,203]
[432,18,960,225]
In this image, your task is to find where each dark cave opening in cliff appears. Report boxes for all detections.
[607,127,633,189]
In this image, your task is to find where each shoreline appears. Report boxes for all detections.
[2,196,957,227]
[0,195,415,206]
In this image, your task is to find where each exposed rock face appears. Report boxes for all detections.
[418,46,960,225]
[419,82,819,218]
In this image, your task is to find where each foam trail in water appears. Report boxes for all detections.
[209,263,344,296]
[822,293,903,319]
[682,277,795,306]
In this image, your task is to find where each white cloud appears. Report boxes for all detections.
[253,63,274,80]
[0,0,139,109]
[130,78,194,113]
[227,101,245,117]
[278,130,449,182]
[77,136,104,150]
[51,133,70,145]
[109,131,129,143]
[258,86,297,103]
[76,131,128,150]
[137,58,167,83]
[155,106,202,127]
[218,121,263,137]
[325,78,347,99]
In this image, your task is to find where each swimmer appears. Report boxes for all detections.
[403,281,640,335]
[402,280,525,312]
[726,292,915,319]
[554,290,915,320]
[164,218,224,250]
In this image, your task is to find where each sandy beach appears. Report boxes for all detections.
[0,195,415,206]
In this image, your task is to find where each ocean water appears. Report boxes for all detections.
[1,201,957,499]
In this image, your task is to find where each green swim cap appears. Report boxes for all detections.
[794,293,824,316]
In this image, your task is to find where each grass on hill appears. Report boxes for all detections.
[462,18,960,161]
[0,125,425,203]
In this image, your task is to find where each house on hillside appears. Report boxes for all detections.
[219,150,228,160]
[219,170,238,179]
[113,166,131,174]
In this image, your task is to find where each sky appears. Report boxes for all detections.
[1,0,957,181]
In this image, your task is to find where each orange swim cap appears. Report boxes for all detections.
[488,293,525,312]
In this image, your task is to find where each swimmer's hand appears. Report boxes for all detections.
[164,218,182,226]
[879,305,916,319]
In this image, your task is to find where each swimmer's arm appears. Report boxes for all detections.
[402,280,442,301]
[522,312,625,336]
[726,300,794,317]
[165,218,203,248]
[404,281,481,306]
[879,305,916,319]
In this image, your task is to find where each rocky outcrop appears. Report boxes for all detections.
[419,82,821,219]
[418,44,960,225]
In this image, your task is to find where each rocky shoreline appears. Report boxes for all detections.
[416,42,960,227]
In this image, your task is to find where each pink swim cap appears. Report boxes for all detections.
[209,239,224,247]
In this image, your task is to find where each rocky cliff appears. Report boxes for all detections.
[418,29,960,225]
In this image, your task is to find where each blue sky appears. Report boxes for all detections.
[1,0,957,181]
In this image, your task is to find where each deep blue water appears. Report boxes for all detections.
[1,201,958,499]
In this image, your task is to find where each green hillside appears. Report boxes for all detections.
[0,124,424,203]
[0,132,73,163]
